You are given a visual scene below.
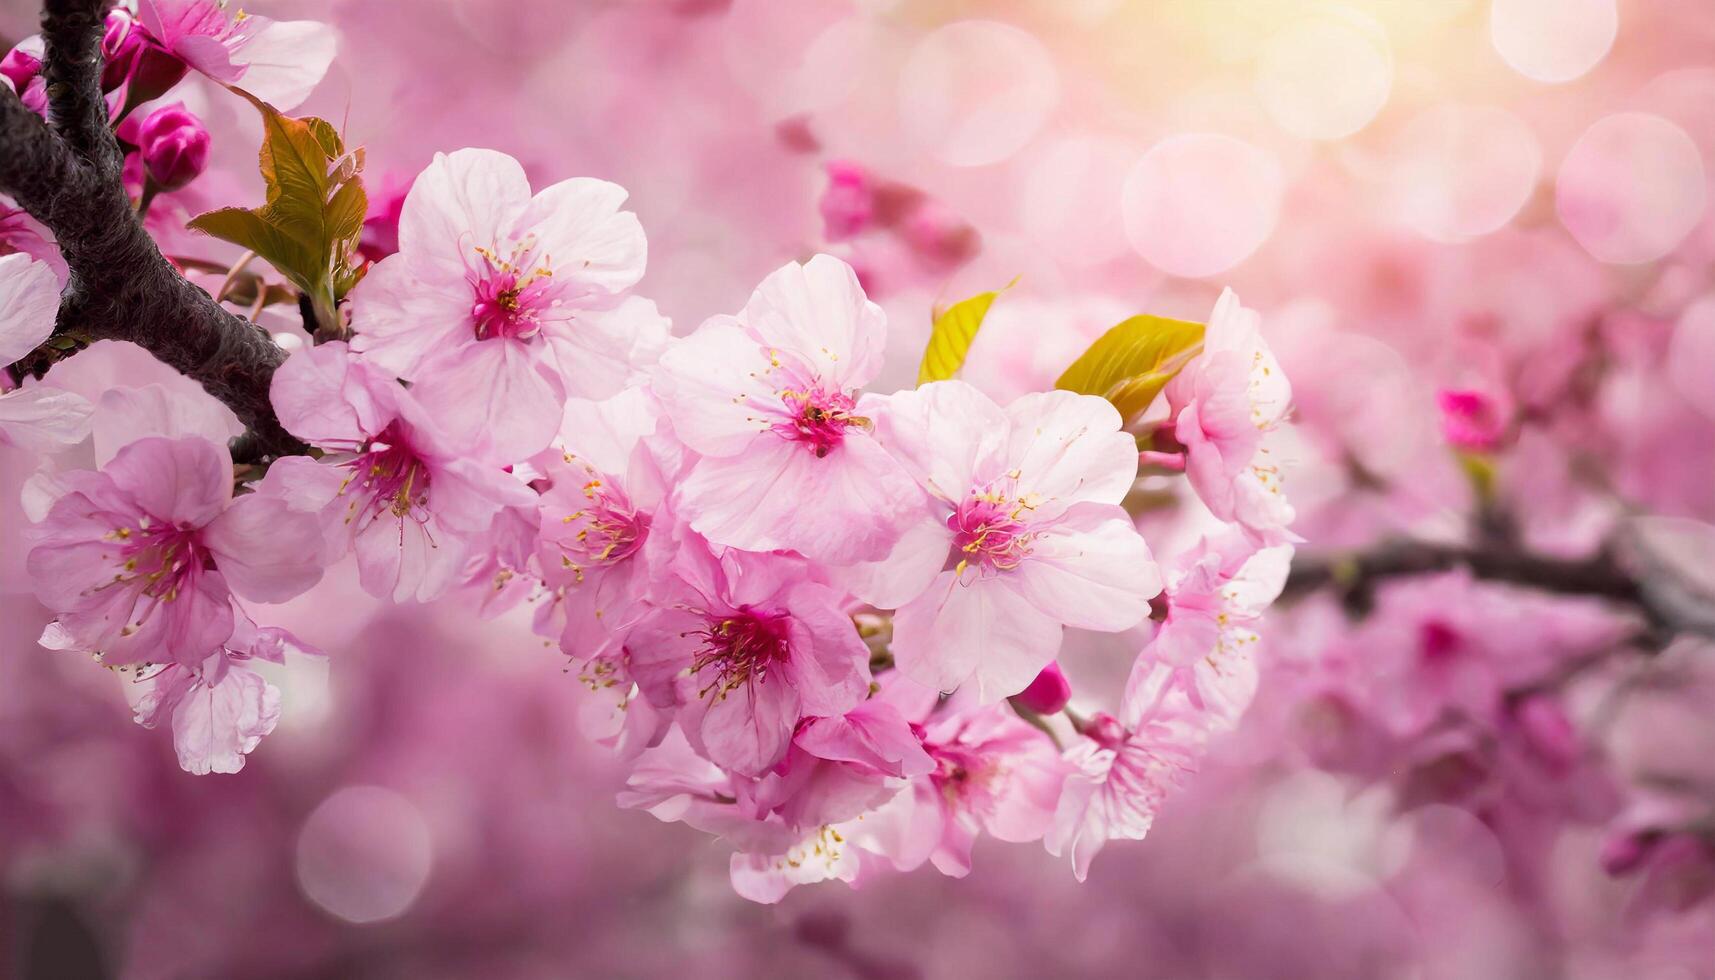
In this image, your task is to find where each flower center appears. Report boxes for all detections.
[553,477,649,584]
[688,608,791,700]
[928,744,993,806]
[773,384,866,458]
[470,239,558,341]
[949,491,1036,576]
[100,519,207,615]
[340,422,432,529]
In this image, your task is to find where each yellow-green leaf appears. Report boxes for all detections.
[191,91,368,330]
[185,208,322,295]
[1054,314,1205,423]
[917,279,1015,385]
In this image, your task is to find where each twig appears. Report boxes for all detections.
[1283,539,1703,641]
[0,0,305,461]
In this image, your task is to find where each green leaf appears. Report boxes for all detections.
[1054,314,1205,423]
[188,92,369,330]
[917,279,1016,385]
[185,208,322,293]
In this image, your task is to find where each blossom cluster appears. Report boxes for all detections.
[4,167,1294,899]
[2,2,1298,900]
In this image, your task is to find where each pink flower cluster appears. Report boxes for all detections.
[8,140,1296,897]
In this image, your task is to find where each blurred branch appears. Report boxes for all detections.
[1283,539,1712,643]
[0,0,305,463]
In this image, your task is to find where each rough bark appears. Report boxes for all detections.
[0,0,304,461]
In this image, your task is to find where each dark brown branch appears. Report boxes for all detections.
[1283,539,1708,642]
[0,0,305,462]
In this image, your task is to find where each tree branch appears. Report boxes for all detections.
[0,0,305,462]
[1283,539,1708,642]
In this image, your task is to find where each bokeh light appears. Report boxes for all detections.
[898,20,1060,168]
[1122,133,1283,277]
[1489,0,1617,84]
[296,786,434,924]
[1389,104,1542,243]
[1015,133,1137,268]
[1557,112,1707,264]
[1255,10,1393,141]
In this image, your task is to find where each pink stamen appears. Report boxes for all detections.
[687,608,791,701]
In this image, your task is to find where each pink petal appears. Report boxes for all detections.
[0,252,60,364]
[892,573,1063,703]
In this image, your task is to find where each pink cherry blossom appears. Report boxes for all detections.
[25,435,325,666]
[859,380,1160,702]
[121,613,317,775]
[627,547,871,777]
[135,0,337,110]
[1046,712,1201,881]
[889,702,1071,878]
[1167,288,1297,544]
[652,254,920,564]
[0,252,92,450]
[535,387,672,658]
[1437,387,1514,451]
[1122,531,1293,732]
[266,341,538,602]
[349,148,653,462]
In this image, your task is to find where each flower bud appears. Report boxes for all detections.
[1,42,46,114]
[0,45,40,93]
[1015,662,1072,715]
[1600,828,1661,877]
[1436,387,1512,452]
[819,160,874,242]
[100,8,144,92]
[1510,694,1580,773]
[137,103,210,191]
[901,199,980,269]
[358,175,414,263]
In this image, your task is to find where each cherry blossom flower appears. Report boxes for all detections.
[1122,531,1293,732]
[349,148,653,462]
[627,546,871,777]
[25,436,325,665]
[535,387,674,658]
[856,380,1160,702]
[1046,712,1201,881]
[0,253,91,450]
[135,0,337,110]
[117,613,318,775]
[1168,288,1297,544]
[266,341,538,602]
[652,254,920,563]
[883,702,1071,878]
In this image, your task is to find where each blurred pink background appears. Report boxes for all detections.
[4,1,1714,977]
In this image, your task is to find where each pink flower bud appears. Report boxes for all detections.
[359,174,414,263]
[1436,387,1512,452]
[1,44,46,114]
[901,200,980,269]
[138,103,210,191]
[819,160,874,242]
[0,46,40,93]
[100,8,144,92]
[1015,662,1072,715]
[1600,828,1660,876]
[1510,695,1580,773]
